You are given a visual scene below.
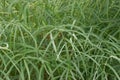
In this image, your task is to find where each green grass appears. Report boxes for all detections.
[0,0,120,80]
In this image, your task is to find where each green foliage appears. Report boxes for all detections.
[0,0,120,80]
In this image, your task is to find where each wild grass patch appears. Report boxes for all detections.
[0,0,120,80]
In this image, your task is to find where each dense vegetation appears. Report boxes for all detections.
[0,0,120,80]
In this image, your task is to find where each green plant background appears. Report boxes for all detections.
[0,0,120,80]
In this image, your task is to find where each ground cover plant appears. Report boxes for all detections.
[0,0,120,80]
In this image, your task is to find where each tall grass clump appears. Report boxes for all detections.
[0,0,120,80]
